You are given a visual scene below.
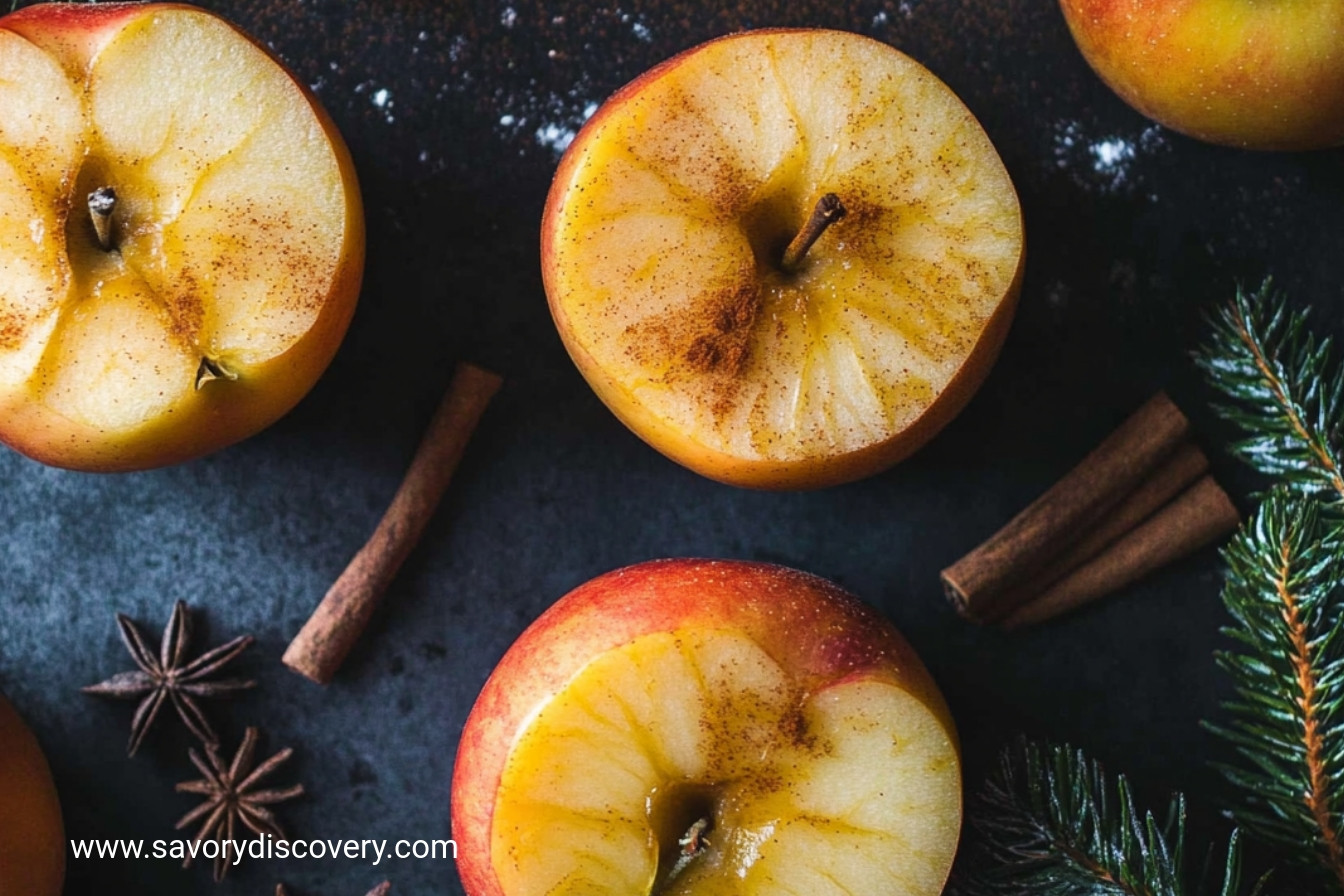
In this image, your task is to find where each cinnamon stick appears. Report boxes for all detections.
[283,362,503,685]
[942,392,1191,622]
[982,441,1209,622]
[1002,475,1239,629]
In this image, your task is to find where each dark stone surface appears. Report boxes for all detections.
[1,0,1342,892]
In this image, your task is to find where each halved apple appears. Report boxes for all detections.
[452,559,962,896]
[542,29,1024,489]
[0,2,364,470]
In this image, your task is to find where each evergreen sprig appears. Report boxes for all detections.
[968,286,1344,893]
[1196,281,1344,890]
[1208,488,1344,892]
[1195,280,1344,504]
[964,739,1263,896]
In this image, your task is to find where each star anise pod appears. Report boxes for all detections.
[177,726,304,882]
[276,883,390,896]
[83,600,255,755]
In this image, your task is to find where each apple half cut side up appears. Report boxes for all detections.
[492,633,959,895]
[542,29,1024,489]
[452,560,963,896]
[0,4,363,470]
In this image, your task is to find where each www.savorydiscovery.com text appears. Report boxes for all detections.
[71,834,457,867]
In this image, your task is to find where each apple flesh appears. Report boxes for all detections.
[1059,0,1344,150]
[0,2,364,470]
[452,559,962,896]
[542,29,1024,489]
[0,692,64,896]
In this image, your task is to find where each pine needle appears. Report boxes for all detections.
[962,738,1265,896]
[1207,488,1344,892]
[1195,280,1344,504]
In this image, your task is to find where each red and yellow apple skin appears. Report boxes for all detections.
[0,693,64,896]
[0,2,364,471]
[0,0,144,72]
[1059,0,1344,150]
[452,559,961,896]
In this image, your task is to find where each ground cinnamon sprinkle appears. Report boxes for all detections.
[623,277,762,422]
[683,282,760,376]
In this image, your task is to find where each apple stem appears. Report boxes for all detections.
[663,816,712,883]
[679,817,711,855]
[195,356,238,390]
[88,187,117,250]
[781,192,846,272]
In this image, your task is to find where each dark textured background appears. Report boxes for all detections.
[2,0,1342,893]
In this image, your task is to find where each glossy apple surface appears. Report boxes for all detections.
[452,559,962,896]
[0,2,364,470]
[542,29,1024,489]
[0,692,63,896]
[1060,0,1344,150]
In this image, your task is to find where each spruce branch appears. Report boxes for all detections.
[1207,487,1344,892]
[1195,280,1344,504]
[963,738,1265,896]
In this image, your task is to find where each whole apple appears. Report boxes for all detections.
[1059,0,1344,150]
[0,692,64,896]
[542,29,1024,490]
[452,559,962,896]
[0,2,364,470]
